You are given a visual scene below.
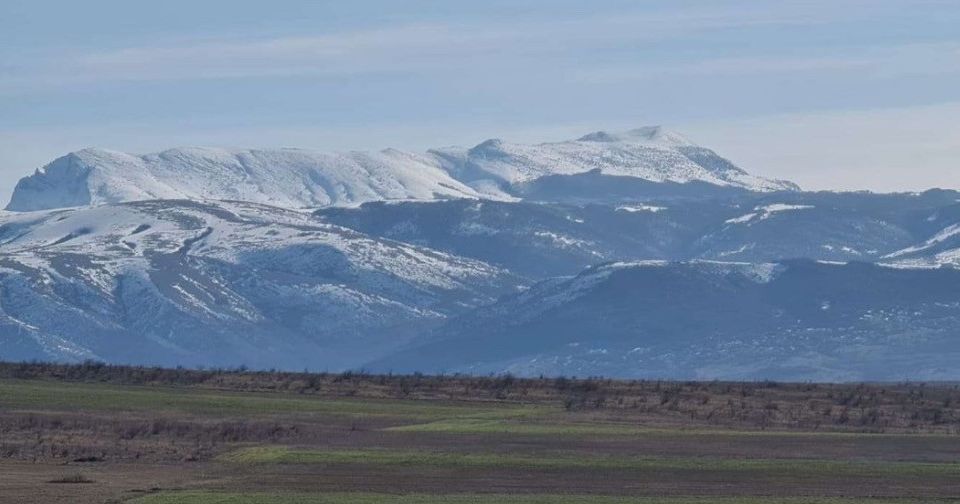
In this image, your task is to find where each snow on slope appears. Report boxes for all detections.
[431,126,798,192]
[884,223,960,259]
[7,147,484,211]
[0,200,518,368]
[7,126,797,212]
[724,203,815,225]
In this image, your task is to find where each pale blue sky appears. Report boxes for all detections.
[2,0,960,199]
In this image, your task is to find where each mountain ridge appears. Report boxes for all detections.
[6,127,797,212]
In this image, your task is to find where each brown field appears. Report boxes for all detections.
[1,362,959,503]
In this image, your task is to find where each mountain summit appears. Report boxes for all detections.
[432,126,798,193]
[7,127,797,212]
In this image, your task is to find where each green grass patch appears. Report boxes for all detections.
[127,492,958,504]
[386,417,959,440]
[387,418,655,436]
[0,379,543,420]
[220,446,960,478]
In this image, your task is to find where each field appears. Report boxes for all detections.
[1,363,960,503]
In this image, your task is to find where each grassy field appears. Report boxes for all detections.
[220,445,960,478]
[386,416,960,439]
[2,362,960,503]
[0,379,542,420]
[221,446,960,478]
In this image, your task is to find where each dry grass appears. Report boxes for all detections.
[3,361,960,433]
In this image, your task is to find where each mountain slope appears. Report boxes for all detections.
[318,199,728,278]
[5,190,960,376]
[318,190,960,277]
[7,127,795,212]
[881,201,960,267]
[371,260,960,381]
[0,200,519,368]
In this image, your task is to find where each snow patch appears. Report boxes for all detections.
[726,204,814,225]
[617,204,667,213]
[884,223,960,259]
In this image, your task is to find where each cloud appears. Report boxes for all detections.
[0,2,860,88]
[71,25,460,80]
[574,43,960,83]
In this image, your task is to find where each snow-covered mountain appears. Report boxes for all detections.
[5,185,960,374]
[372,260,960,381]
[6,127,795,212]
[6,147,485,212]
[0,200,519,368]
[4,189,959,372]
[6,126,960,380]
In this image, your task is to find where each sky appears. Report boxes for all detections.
[2,0,959,200]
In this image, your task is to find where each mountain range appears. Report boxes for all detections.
[2,127,959,380]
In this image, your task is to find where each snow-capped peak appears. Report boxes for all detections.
[7,127,797,212]
[435,126,796,191]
